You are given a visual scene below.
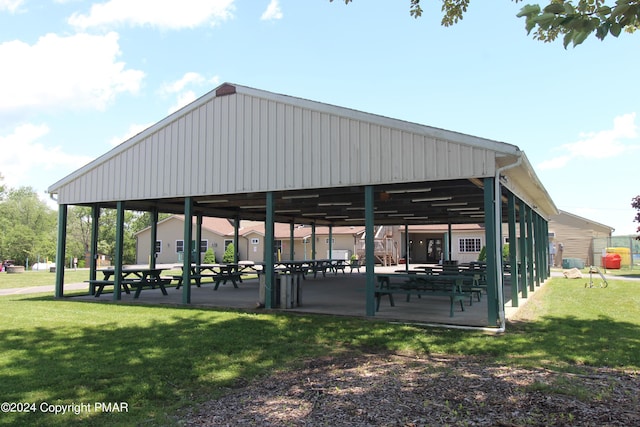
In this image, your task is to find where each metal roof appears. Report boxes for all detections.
[48,82,557,225]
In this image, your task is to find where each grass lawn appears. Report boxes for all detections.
[0,269,91,289]
[0,277,638,426]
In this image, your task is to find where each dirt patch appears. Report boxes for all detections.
[180,353,638,426]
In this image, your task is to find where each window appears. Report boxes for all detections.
[177,240,207,253]
[154,240,162,254]
[251,238,259,245]
[325,238,335,244]
[459,238,482,253]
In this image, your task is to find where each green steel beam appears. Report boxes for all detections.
[182,197,193,304]
[311,222,316,259]
[526,205,535,292]
[89,205,100,294]
[196,213,203,265]
[329,225,333,259]
[365,186,375,316]
[507,192,519,307]
[234,215,240,264]
[54,204,68,298]
[290,221,295,260]
[264,192,275,309]
[483,177,498,326]
[150,208,158,268]
[519,199,528,299]
[114,202,125,301]
[404,223,409,272]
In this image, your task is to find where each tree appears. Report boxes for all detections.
[0,173,6,200]
[330,0,640,47]
[223,242,235,263]
[0,187,57,266]
[632,195,640,238]
[203,248,216,263]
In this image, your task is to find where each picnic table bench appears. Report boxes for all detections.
[87,267,170,298]
[375,273,468,317]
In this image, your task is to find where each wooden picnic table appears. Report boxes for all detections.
[88,267,170,298]
[374,272,473,317]
[174,263,243,290]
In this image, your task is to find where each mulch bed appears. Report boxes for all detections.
[180,352,638,426]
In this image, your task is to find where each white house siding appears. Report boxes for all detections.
[50,84,502,206]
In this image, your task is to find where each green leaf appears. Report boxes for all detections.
[525,17,537,34]
[517,4,541,18]
[573,31,590,46]
[610,22,623,36]
[597,6,612,16]
[543,3,565,14]
[563,31,573,49]
[533,12,556,27]
[563,3,576,14]
[611,3,631,18]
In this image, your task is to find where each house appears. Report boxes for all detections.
[135,215,365,264]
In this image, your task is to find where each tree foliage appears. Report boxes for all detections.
[330,0,640,47]
[632,195,640,237]
[0,187,57,265]
[223,242,235,263]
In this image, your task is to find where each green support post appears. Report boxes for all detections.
[182,198,193,304]
[290,221,295,261]
[519,199,528,299]
[264,192,275,309]
[54,204,67,298]
[89,205,100,295]
[234,216,240,264]
[365,185,375,316]
[311,222,316,260]
[526,205,535,292]
[507,193,519,307]
[329,225,333,259]
[150,208,158,268]
[483,177,499,326]
[113,202,125,301]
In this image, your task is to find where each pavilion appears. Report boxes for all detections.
[48,82,557,330]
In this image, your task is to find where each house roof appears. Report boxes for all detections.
[48,82,557,226]
[550,210,614,234]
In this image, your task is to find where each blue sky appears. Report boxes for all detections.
[1,0,638,235]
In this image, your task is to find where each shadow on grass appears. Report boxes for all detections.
[1,296,639,426]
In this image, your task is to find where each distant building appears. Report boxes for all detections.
[548,210,614,267]
[135,215,365,264]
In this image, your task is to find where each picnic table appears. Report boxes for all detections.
[374,272,472,317]
[87,267,170,299]
[174,264,243,290]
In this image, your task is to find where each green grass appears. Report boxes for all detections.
[0,269,91,289]
[0,277,638,426]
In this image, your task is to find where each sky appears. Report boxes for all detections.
[0,0,638,235]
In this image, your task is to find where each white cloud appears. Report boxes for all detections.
[538,112,639,170]
[0,32,145,115]
[0,0,25,13]
[168,91,198,114]
[108,123,154,147]
[160,73,220,113]
[261,0,282,21]
[0,123,93,190]
[68,0,236,30]
[159,72,206,95]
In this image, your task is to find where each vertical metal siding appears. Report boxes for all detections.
[53,90,499,204]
